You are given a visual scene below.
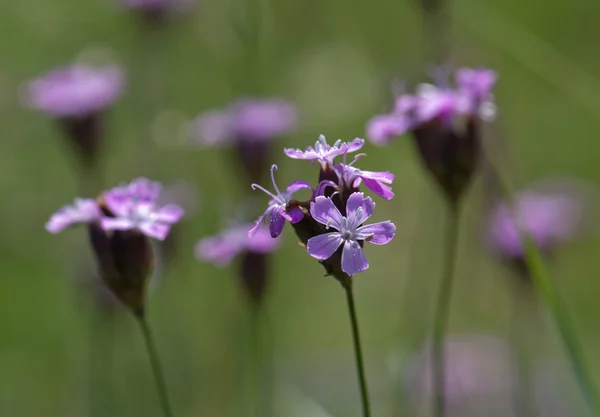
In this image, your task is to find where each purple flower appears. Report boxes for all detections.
[23,65,124,119]
[284,134,365,168]
[196,223,280,267]
[192,98,298,147]
[366,67,497,144]
[250,165,312,238]
[46,198,101,233]
[306,192,396,275]
[488,187,585,259]
[101,178,184,240]
[405,334,514,413]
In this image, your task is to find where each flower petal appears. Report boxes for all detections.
[307,233,343,260]
[341,240,369,275]
[344,138,365,153]
[100,217,136,231]
[249,206,274,237]
[310,196,344,229]
[285,180,313,195]
[269,210,286,238]
[139,222,171,240]
[362,177,395,200]
[195,232,245,266]
[154,204,185,223]
[346,192,375,228]
[356,221,396,245]
[248,226,281,253]
[366,114,409,145]
[356,169,394,183]
[287,206,305,224]
[45,199,99,233]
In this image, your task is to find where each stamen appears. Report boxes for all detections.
[348,153,367,167]
[251,183,278,201]
[270,164,282,197]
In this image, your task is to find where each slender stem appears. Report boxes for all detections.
[431,202,460,417]
[89,311,114,417]
[137,316,174,417]
[508,280,535,417]
[344,282,371,417]
[484,155,600,415]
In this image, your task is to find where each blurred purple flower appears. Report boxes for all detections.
[46,177,180,315]
[366,67,497,145]
[101,178,184,240]
[46,198,101,233]
[196,223,280,267]
[306,192,396,276]
[250,164,312,238]
[284,134,365,169]
[366,67,497,203]
[488,185,586,259]
[23,65,124,119]
[405,334,515,414]
[192,98,299,147]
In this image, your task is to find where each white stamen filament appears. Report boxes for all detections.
[270,164,282,196]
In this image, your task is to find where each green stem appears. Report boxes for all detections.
[344,281,371,417]
[89,310,114,417]
[431,202,460,417]
[485,156,600,415]
[137,316,174,417]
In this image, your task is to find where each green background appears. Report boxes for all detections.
[2,0,600,415]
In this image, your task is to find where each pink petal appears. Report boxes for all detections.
[362,177,395,200]
[139,222,171,240]
[154,204,184,224]
[346,192,375,227]
[310,196,344,229]
[100,217,135,231]
[286,180,312,194]
[341,241,369,276]
[307,233,343,260]
[356,221,396,245]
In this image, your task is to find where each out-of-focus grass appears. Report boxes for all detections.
[2,0,600,416]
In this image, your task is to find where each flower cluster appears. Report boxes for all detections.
[367,67,497,203]
[250,135,396,279]
[46,177,184,315]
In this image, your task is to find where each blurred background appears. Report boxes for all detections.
[2,0,600,416]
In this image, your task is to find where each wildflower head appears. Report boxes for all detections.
[306,192,396,277]
[23,65,124,119]
[197,223,280,306]
[196,223,280,267]
[22,65,125,169]
[487,181,587,271]
[101,177,185,241]
[46,177,183,316]
[193,98,298,183]
[284,134,365,171]
[366,67,497,204]
[250,164,312,238]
